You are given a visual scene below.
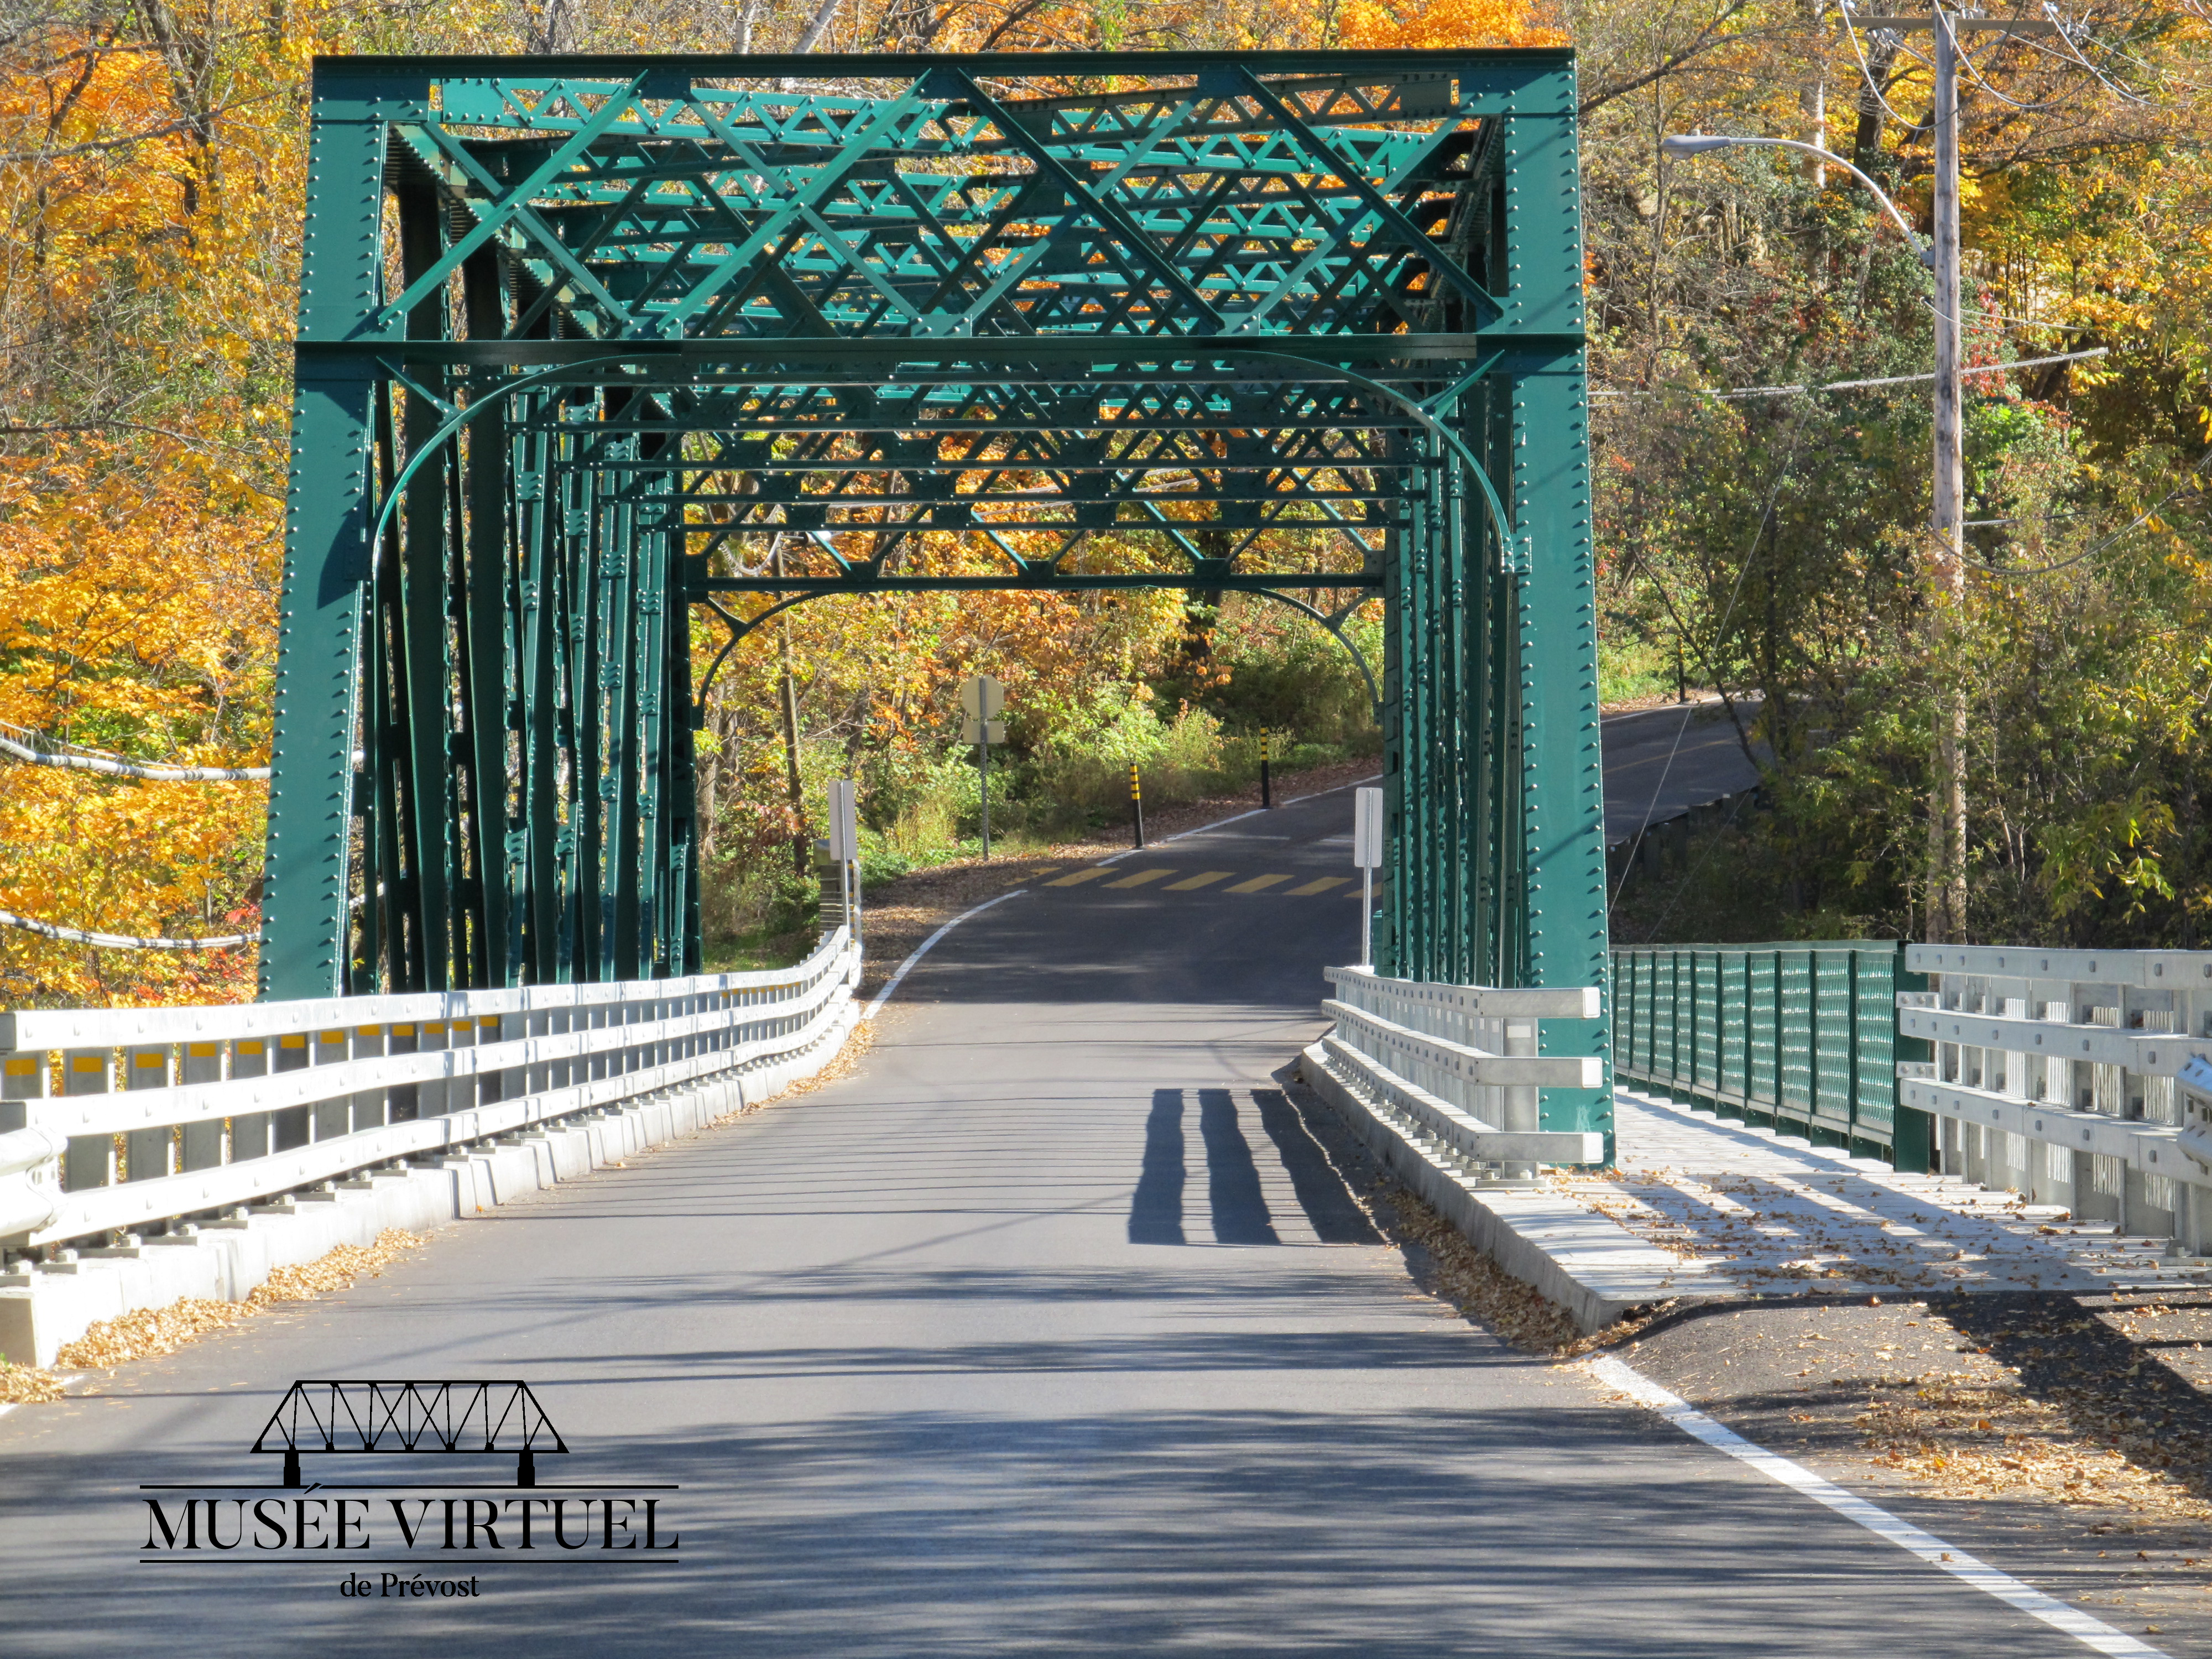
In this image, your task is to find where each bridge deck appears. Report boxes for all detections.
[0,790,2099,1654]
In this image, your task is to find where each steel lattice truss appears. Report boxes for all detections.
[252,1381,569,1454]
[264,50,1609,1149]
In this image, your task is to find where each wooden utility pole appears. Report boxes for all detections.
[1855,8,2054,943]
[1931,3,1969,945]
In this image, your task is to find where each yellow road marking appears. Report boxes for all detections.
[1165,870,1234,891]
[1046,868,1110,886]
[1106,868,1172,889]
[1286,875,1351,896]
[1225,873,1293,894]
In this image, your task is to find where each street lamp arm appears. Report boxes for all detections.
[1660,134,1933,267]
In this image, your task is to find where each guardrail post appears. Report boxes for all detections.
[1888,945,1933,1172]
[423,1020,456,1116]
[125,1045,175,1182]
[63,1049,113,1192]
[385,1022,420,1123]
[351,1022,388,1131]
[492,1008,521,1099]
[272,1031,311,1150]
[180,1041,226,1171]
[232,1038,272,1160]
[312,1027,351,1140]
[1503,1016,1539,1180]
[0,1050,43,1135]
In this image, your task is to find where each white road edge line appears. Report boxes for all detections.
[1093,773,1385,865]
[864,890,1027,1019]
[1588,1355,2171,1658]
[1280,771,1383,807]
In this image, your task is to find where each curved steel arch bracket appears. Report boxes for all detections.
[1242,587,1384,723]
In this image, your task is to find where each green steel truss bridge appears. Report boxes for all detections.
[263,48,1603,1133]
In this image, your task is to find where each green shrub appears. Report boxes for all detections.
[1029,694,1228,816]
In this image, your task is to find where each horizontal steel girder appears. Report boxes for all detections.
[692,572,1380,594]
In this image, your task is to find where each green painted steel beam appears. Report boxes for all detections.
[693,573,1381,594]
[260,108,384,1000]
[298,337,1570,367]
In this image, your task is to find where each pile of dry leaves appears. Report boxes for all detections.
[0,1359,64,1404]
[47,1228,426,1375]
[709,1018,875,1126]
[1854,1373,2212,1520]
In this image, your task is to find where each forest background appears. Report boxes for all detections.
[0,0,2207,1005]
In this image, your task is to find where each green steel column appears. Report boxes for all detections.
[552,427,587,980]
[665,521,701,973]
[260,103,386,999]
[596,446,640,981]
[514,408,562,983]
[1440,432,1472,984]
[368,389,416,991]
[395,178,456,989]
[571,439,607,976]
[1378,474,1406,976]
[1411,437,1444,977]
[1497,66,1611,1153]
[461,250,513,986]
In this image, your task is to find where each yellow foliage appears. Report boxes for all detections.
[0,11,302,1005]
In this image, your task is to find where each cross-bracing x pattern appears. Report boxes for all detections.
[252,1381,569,1454]
[264,49,1608,1161]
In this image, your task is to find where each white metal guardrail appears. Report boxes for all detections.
[0,928,860,1255]
[1318,967,1605,1174]
[1901,943,2212,1251]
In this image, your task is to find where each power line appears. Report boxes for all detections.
[0,721,269,781]
[1591,345,2107,402]
[1979,444,2212,577]
[0,907,255,950]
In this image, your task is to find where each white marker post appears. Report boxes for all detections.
[959,675,1006,860]
[828,777,859,942]
[1353,785,1383,968]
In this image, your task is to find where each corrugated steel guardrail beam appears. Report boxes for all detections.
[0,930,858,1255]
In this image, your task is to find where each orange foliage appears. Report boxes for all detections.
[1340,0,1564,50]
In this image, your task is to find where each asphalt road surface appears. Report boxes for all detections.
[0,786,2086,1656]
[1601,697,1766,848]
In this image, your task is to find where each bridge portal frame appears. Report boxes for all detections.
[263,48,1607,1145]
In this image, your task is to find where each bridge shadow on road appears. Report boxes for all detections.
[0,1395,2073,1658]
[1131,1088,1381,1248]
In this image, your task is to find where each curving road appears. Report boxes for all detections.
[1601,696,1766,849]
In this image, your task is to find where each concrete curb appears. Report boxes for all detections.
[1299,1042,1725,1333]
[0,999,860,1369]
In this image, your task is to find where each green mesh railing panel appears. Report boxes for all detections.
[1611,940,1917,1154]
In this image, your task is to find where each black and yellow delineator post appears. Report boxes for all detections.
[1260,732,1272,809]
[1130,765,1145,851]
